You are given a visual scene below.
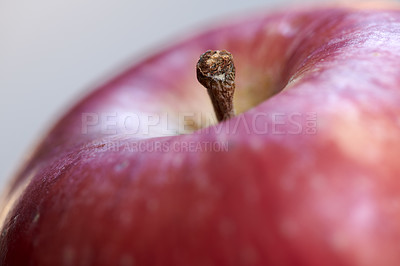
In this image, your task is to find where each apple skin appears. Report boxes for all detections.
[2,5,400,266]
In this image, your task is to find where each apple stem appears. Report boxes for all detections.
[197,50,236,122]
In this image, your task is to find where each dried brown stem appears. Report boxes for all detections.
[196,50,236,122]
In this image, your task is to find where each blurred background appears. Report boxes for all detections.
[0,0,385,188]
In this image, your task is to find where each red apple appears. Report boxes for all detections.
[2,3,400,266]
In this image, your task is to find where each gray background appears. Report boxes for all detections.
[0,0,372,188]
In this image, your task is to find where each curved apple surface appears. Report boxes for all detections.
[2,5,400,266]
